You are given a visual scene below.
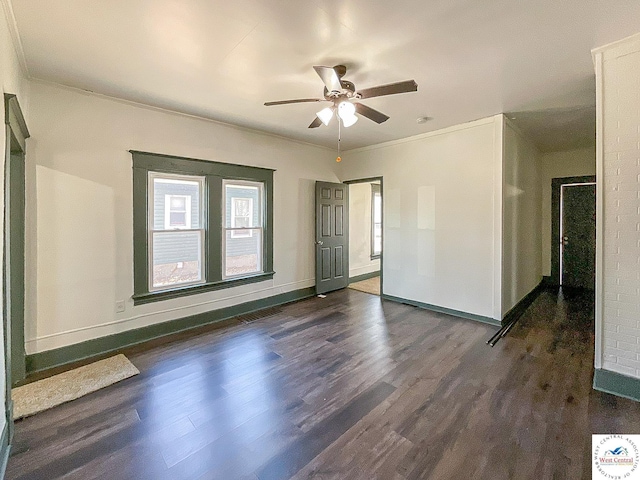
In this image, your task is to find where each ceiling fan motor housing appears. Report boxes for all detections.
[323,80,359,101]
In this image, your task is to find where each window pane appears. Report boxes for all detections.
[373,194,382,223]
[374,224,382,254]
[170,196,186,210]
[169,212,187,228]
[236,217,250,228]
[152,231,203,288]
[153,178,201,230]
[225,229,262,277]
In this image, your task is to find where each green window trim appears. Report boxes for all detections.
[370,183,382,259]
[131,150,275,305]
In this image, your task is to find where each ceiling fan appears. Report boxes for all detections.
[264,65,418,129]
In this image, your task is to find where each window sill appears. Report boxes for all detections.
[132,271,275,306]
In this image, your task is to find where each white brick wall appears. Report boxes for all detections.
[598,33,640,379]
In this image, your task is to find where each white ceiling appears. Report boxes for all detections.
[8,0,640,151]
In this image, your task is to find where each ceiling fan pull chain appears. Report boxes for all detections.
[336,119,342,162]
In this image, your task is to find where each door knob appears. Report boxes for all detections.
[316,240,324,246]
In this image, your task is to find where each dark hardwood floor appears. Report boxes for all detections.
[7,288,640,479]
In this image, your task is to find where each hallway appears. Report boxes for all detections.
[6,288,639,479]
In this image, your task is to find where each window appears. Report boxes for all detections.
[224,181,262,277]
[132,151,274,305]
[371,184,382,258]
[150,174,204,291]
[165,194,191,229]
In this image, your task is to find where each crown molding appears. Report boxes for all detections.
[1,0,30,78]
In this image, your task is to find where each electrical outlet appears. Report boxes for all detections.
[115,300,125,313]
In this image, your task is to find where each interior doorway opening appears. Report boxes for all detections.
[4,94,30,444]
[344,177,383,296]
[551,175,596,290]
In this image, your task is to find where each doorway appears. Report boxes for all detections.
[551,175,596,289]
[4,94,29,394]
[345,178,382,296]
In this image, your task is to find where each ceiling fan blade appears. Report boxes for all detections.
[354,103,390,124]
[313,66,343,93]
[357,80,418,99]
[264,98,325,106]
[308,117,323,128]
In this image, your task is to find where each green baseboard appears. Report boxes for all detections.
[349,271,380,284]
[593,368,640,403]
[26,287,315,375]
[381,294,501,327]
[0,421,10,480]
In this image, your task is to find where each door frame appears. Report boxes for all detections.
[550,175,596,286]
[3,93,30,442]
[343,177,383,295]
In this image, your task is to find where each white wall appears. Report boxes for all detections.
[540,147,596,276]
[339,116,503,321]
[594,33,640,379]
[502,118,542,315]
[1,0,30,439]
[348,181,380,278]
[26,81,337,354]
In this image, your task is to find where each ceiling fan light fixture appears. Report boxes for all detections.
[341,114,358,127]
[337,101,356,119]
[316,107,334,126]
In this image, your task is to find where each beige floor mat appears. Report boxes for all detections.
[12,354,139,419]
[348,276,380,295]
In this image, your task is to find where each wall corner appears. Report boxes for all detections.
[593,50,604,370]
[493,114,505,320]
